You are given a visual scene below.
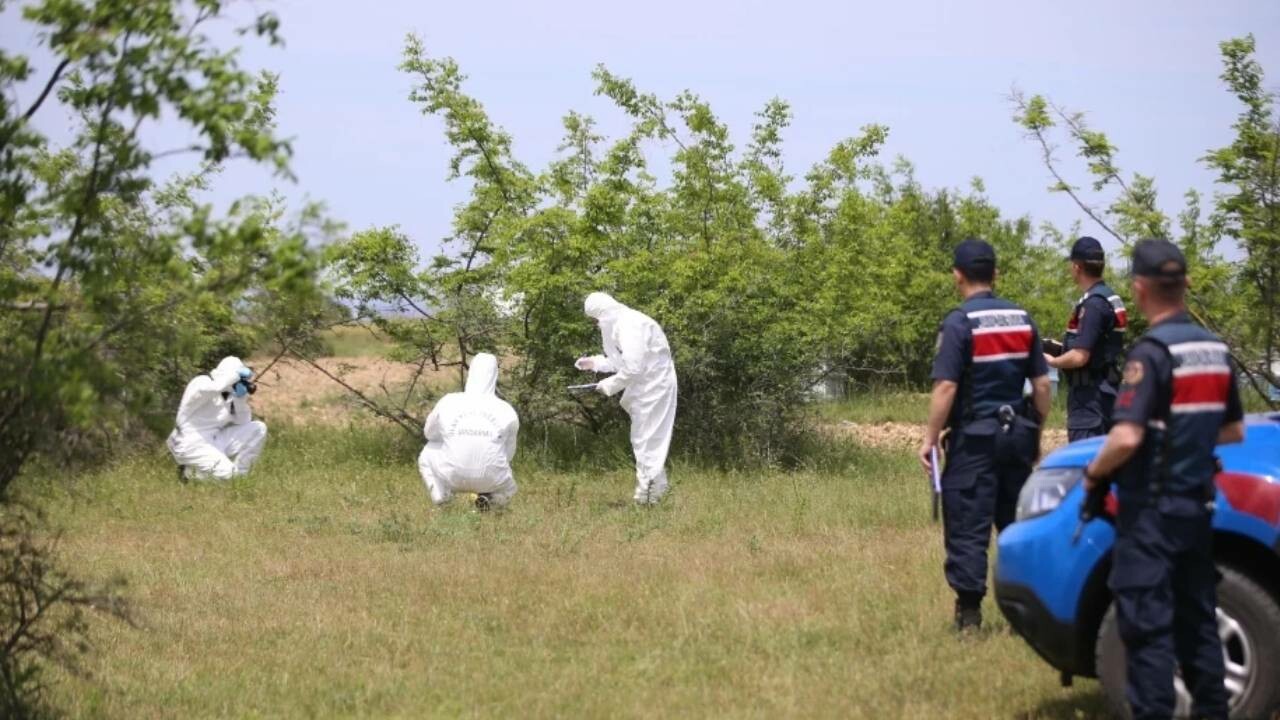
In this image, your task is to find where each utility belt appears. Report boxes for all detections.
[1115,486,1216,518]
[1061,361,1122,389]
[950,403,1042,467]
[1118,485,1215,504]
[958,399,1040,430]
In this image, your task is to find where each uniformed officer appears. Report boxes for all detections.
[919,238,1053,631]
[1045,236,1129,440]
[1081,239,1245,720]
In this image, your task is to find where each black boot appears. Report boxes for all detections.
[176,464,188,484]
[954,595,983,632]
[474,493,492,512]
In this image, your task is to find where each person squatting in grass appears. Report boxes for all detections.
[576,292,679,505]
[920,239,1053,631]
[167,356,268,481]
[418,353,520,511]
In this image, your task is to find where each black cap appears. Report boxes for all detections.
[953,238,996,272]
[1069,236,1105,262]
[1130,238,1187,278]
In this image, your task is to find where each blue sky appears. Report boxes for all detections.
[7,0,1280,258]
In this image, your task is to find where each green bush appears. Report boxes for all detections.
[323,41,1081,468]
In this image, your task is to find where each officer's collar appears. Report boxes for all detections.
[1077,281,1105,301]
[964,289,995,301]
[1151,310,1193,328]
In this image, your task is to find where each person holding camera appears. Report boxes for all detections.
[167,356,267,481]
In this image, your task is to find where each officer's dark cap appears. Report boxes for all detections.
[1130,238,1187,279]
[1069,236,1105,262]
[953,238,996,272]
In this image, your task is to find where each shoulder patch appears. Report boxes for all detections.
[935,331,944,353]
[1123,360,1144,386]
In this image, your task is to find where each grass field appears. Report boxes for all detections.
[321,325,393,359]
[818,388,1074,431]
[27,421,1112,719]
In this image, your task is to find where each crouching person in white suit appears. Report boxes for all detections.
[167,356,268,481]
[418,353,519,511]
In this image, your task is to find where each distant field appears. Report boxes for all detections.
[31,421,1109,719]
[322,324,394,358]
[820,387,1074,432]
[816,390,932,425]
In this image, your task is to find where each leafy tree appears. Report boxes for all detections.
[0,4,324,711]
[326,40,1070,465]
[0,0,321,494]
[1011,36,1280,401]
[1204,35,1280,370]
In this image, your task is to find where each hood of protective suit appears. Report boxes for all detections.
[464,353,499,395]
[170,355,255,441]
[211,356,248,388]
[584,292,624,320]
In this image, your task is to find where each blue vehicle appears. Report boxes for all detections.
[996,414,1280,719]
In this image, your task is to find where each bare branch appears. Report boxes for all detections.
[396,291,437,321]
[20,58,72,122]
[253,338,297,383]
[1010,91,1127,245]
[1052,103,1133,196]
[148,145,206,162]
[401,357,430,408]
[467,128,517,206]
[287,350,422,435]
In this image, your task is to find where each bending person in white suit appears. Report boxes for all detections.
[167,356,268,481]
[418,353,519,511]
[576,292,678,505]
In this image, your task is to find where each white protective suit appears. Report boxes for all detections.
[418,353,520,507]
[166,356,268,481]
[578,293,678,504]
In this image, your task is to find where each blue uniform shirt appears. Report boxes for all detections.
[932,291,1049,430]
[1112,312,1243,503]
[1063,282,1127,430]
[1112,316,1243,429]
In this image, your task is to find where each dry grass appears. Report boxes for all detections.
[28,423,1108,719]
[320,325,396,359]
[824,420,1069,454]
[249,357,458,426]
[27,356,1100,717]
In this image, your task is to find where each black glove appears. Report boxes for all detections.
[1080,471,1111,523]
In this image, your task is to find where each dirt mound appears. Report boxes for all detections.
[825,420,1070,455]
[1042,428,1069,453]
[827,421,920,450]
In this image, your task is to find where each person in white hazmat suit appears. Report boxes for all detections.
[418,353,519,510]
[576,293,678,504]
[167,356,268,481]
